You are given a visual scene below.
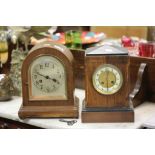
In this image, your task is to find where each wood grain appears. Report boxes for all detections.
[85,55,130,108]
[19,96,79,119]
[70,49,85,89]
[82,100,134,123]
[82,111,134,123]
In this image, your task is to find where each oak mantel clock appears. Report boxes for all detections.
[18,41,79,119]
[82,45,134,123]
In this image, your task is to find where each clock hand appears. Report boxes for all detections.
[106,70,109,92]
[107,70,109,90]
[35,71,60,84]
[49,77,60,84]
[36,71,46,78]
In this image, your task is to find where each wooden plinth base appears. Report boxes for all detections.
[82,101,134,123]
[18,98,79,119]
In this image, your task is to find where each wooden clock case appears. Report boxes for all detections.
[18,42,79,119]
[82,45,134,123]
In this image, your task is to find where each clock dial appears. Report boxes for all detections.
[92,64,123,95]
[32,61,62,93]
[29,55,67,100]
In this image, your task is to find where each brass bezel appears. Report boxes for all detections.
[92,64,123,95]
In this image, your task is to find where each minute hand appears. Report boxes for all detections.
[106,70,109,92]
[36,71,46,78]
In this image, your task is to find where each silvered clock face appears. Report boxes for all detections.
[29,55,67,100]
[92,64,123,95]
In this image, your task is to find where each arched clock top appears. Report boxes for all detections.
[28,41,74,64]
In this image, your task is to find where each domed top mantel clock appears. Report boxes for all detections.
[18,41,79,119]
[82,45,134,123]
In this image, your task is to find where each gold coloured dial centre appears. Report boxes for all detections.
[98,70,116,88]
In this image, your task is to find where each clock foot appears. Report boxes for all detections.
[18,97,79,119]
[81,100,134,123]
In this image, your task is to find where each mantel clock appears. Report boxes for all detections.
[82,45,134,123]
[18,41,79,119]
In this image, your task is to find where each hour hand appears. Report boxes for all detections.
[50,77,60,84]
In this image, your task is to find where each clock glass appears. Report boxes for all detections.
[92,64,123,95]
[29,55,67,100]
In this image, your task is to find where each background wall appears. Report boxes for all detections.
[0,26,152,40]
[91,26,148,39]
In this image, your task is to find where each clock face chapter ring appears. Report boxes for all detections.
[92,64,123,95]
[32,59,63,93]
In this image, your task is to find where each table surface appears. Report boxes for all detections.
[142,114,155,129]
[0,89,155,129]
